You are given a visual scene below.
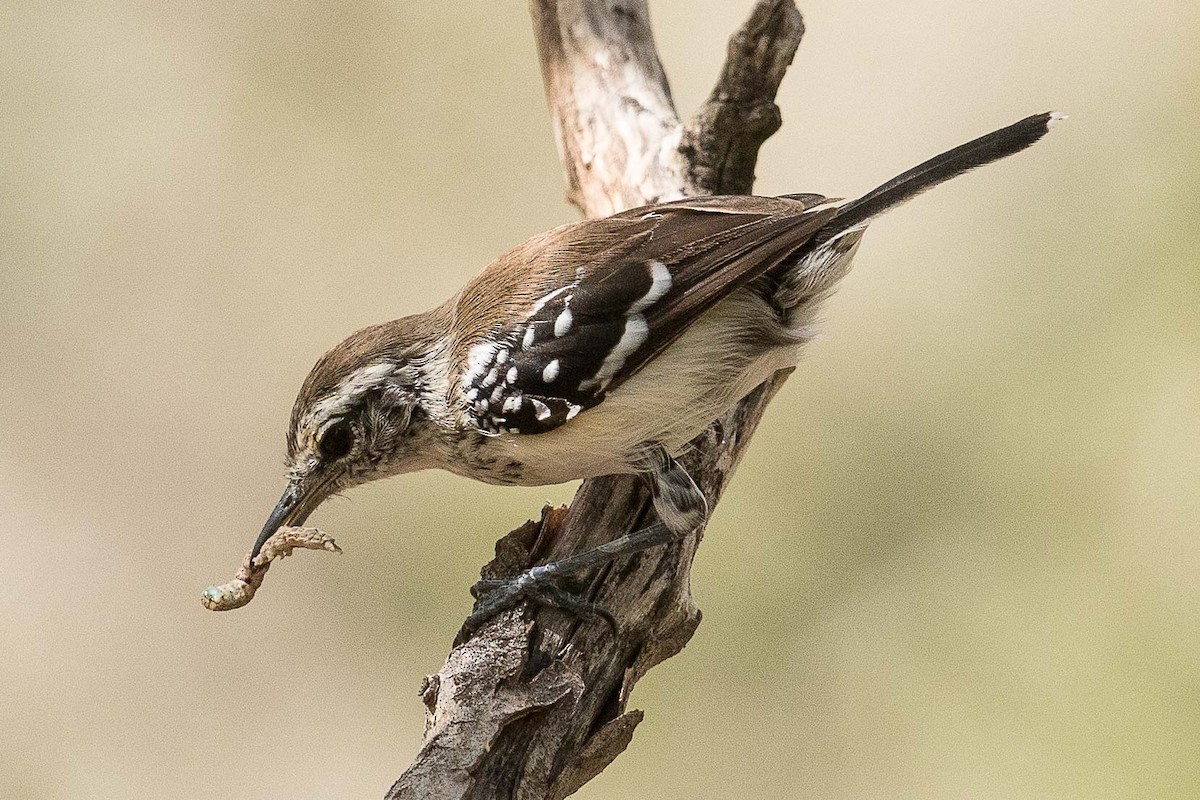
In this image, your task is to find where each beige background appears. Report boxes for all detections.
[2,1,1198,798]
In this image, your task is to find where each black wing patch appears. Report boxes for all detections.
[463,197,838,436]
[463,258,668,434]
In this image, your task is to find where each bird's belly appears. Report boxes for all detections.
[460,288,805,486]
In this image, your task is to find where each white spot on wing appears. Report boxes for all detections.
[617,315,649,358]
[530,285,573,315]
[495,348,508,365]
[502,394,523,413]
[542,359,560,383]
[581,314,649,391]
[506,365,518,384]
[554,308,573,337]
[522,326,536,348]
[481,367,499,388]
[530,398,551,420]
[566,404,582,420]
[628,260,672,313]
[463,341,501,392]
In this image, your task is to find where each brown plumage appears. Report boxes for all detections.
[445,194,837,436]
[253,112,1062,603]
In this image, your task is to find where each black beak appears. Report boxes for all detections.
[250,472,334,562]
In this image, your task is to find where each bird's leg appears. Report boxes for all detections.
[461,446,708,638]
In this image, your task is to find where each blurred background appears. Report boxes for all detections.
[1,1,1197,798]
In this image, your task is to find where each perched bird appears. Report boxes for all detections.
[251,112,1061,630]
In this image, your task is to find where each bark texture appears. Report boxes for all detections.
[387,3,805,797]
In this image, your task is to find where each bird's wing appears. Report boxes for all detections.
[455,194,836,435]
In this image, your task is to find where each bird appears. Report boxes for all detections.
[249,112,1062,632]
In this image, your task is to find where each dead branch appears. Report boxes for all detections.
[387,3,805,797]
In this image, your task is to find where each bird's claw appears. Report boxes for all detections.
[460,570,619,641]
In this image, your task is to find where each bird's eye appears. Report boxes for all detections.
[317,420,355,461]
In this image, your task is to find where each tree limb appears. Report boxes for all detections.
[680,0,804,195]
[529,0,684,215]
[387,3,805,797]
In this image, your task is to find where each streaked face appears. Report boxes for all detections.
[251,358,430,560]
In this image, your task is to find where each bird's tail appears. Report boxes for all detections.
[812,111,1063,245]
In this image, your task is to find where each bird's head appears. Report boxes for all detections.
[251,314,447,560]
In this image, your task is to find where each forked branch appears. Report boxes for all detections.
[387,3,805,797]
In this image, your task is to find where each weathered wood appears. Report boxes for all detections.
[387,3,805,797]
[680,0,804,195]
[529,0,685,215]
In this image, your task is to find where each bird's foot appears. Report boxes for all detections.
[459,567,618,641]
